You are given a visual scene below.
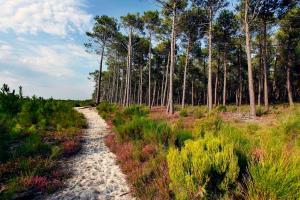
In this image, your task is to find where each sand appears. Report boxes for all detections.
[46,107,134,200]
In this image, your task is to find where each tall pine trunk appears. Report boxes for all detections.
[181,38,190,108]
[263,21,269,111]
[148,34,152,108]
[208,7,213,112]
[163,51,170,106]
[287,39,294,107]
[168,4,176,114]
[238,43,242,106]
[125,28,133,107]
[192,81,194,106]
[222,45,227,106]
[96,44,105,104]
[244,0,256,117]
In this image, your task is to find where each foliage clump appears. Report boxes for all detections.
[167,135,239,199]
[244,154,300,199]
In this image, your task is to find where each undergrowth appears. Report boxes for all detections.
[0,84,87,199]
[101,102,300,200]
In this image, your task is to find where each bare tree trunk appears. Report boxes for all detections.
[123,61,127,107]
[238,44,242,106]
[207,7,213,112]
[161,72,165,106]
[152,80,156,107]
[163,52,170,106]
[263,21,269,111]
[181,38,190,108]
[125,28,133,107]
[287,39,294,107]
[168,4,176,114]
[116,65,119,103]
[111,63,116,103]
[148,34,152,109]
[192,80,194,106]
[139,65,143,105]
[222,45,227,106]
[273,47,279,101]
[244,0,256,117]
[96,45,105,104]
[258,72,261,107]
[121,68,125,105]
[214,71,218,107]
[214,49,220,107]
[258,42,262,107]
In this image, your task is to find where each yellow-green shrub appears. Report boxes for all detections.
[193,114,223,137]
[167,135,239,199]
[244,153,300,199]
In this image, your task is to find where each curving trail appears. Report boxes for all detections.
[46,107,134,200]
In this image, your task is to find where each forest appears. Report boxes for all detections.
[0,0,299,199]
[86,0,299,117]
[85,0,300,199]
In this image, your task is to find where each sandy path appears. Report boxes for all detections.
[46,107,134,200]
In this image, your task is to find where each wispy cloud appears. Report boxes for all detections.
[0,0,98,99]
[1,42,97,77]
[0,0,92,36]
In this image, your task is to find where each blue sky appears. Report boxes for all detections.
[0,0,158,100]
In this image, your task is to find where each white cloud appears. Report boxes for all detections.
[0,41,14,60]
[0,0,92,36]
[0,41,97,77]
[20,46,73,77]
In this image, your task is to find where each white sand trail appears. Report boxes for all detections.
[46,107,134,200]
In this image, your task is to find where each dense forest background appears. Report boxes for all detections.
[86,0,299,117]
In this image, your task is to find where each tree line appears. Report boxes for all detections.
[85,0,299,117]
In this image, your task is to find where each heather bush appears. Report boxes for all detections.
[167,135,239,199]
[62,140,81,156]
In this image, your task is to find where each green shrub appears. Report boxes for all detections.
[123,105,149,118]
[216,105,227,112]
[246,123,260,135]
[112,112,125,126]
[193,114,223,137]
[174,129,193,149]
[193,107,205,118]
[167,135,239,199]
[143,120,172,147]
[115,117,148,142]
[282,112,300,136]
[179,108,188,117]
[50,146,62,159]
[97,101,117,115]
[244,154,300,199]
[218,125,252,178]
[16,134,51,157]
[256,106,265,116]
